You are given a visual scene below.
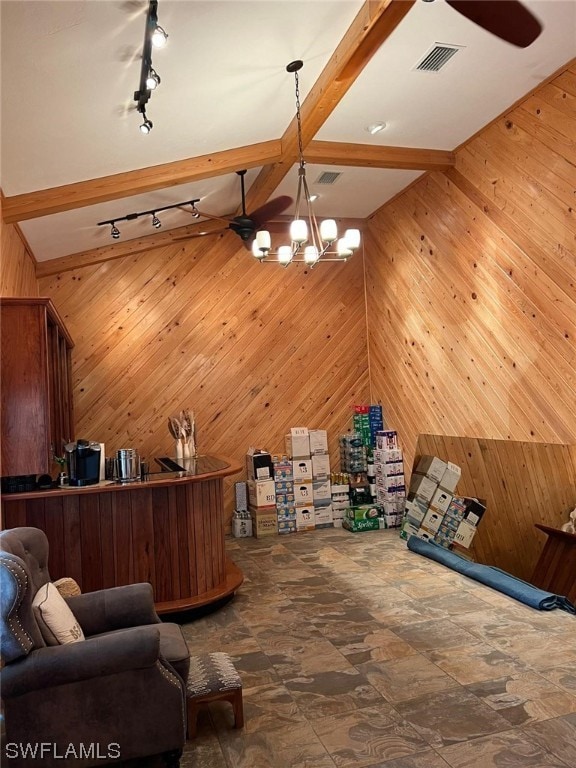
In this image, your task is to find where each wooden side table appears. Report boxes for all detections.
[531,524,576,603]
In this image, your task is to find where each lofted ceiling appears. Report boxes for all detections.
[1,0,575,267]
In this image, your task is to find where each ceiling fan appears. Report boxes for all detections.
[174,170,292,247]
[440,0,542,48]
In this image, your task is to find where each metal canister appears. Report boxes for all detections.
[115,448,141,483]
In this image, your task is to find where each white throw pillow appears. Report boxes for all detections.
[32,582,85,645]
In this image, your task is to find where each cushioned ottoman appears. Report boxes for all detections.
[186,652,244,739]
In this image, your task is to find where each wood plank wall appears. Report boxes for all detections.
[38,235,370,522]
[0,196,38,296]
[366,62,576,483]
[415,434,576,583]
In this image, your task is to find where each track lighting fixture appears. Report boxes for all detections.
[98,200,200,239]
[252,61,361,266]
[133,0,168,133]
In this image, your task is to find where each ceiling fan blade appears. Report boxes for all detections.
[445,0,542,48]
[249,196,293,228]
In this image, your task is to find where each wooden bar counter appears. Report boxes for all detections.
[1,455,243,614]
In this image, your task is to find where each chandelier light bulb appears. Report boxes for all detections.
[277,246,293,266]
[304,245,320,265]
[290,219,308,244]
[151,25,168,48]
[320,219,337,243]
[344,229,361,250]
[336,238,352,258]
[255,230,271,253]
[252,239,266,261]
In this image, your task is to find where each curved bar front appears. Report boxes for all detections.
[1,455,243,614]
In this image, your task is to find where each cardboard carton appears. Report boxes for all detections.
[246,449,273,481]
[292,459,312,482]
[415,455,447,483]
[308,429,328,455]
[247,479,276,508]
[285,428,310,459]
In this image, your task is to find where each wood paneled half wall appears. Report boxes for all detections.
[38,234,370,521]
[415,434,576,584]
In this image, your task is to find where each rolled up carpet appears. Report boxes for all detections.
[407,536,575,615]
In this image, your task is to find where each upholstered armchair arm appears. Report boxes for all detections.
[64,582,161,635]
[1,625,162,698]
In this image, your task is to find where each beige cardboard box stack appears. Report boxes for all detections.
[246,449,277,538]
[401,454,485,550]
[285,428,315,531]
[310,429,333,528]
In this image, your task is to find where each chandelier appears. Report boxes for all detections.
[251,61,361,267]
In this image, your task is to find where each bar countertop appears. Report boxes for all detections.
[1,454,241,500]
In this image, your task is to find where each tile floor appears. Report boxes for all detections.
[179,529,576,768]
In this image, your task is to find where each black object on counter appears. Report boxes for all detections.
[1,475,37,494]
[37,474,53,490]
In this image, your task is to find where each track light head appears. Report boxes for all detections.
[146,68,161,90]
[151,214,162,229]
[110,223,121,239]
[139,116,153,134]
[151,24,168,48]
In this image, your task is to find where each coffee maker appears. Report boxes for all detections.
[65,440,101,486]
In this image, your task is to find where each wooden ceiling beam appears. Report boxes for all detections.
[244,0,416,213]
[306,141,455,170]
[2,140,282,224]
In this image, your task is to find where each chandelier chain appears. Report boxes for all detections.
[294,70,305,168]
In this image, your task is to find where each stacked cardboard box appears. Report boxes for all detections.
[369,405,384,448]
[285,428,315,532]
[401,454,486,549]
[373,430,405,529]
[274,455,297,536]
[310,429,332,529]
[343,503,386,532]
[331,475,349,527]
[246,449,277,538]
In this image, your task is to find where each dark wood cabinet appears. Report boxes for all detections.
[1,298,74,477]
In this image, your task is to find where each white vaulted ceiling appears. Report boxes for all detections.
[1,0,575,264]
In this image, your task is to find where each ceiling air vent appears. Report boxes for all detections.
[315,171,342,185]
[414,44,463,72]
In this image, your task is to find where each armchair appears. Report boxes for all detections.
[0,527,190,767]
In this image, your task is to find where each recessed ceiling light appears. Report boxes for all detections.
[309,194,319,202]
[366,122,387,135]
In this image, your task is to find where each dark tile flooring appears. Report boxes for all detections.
[179,529,576,768]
